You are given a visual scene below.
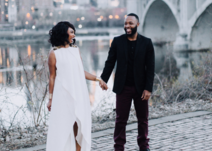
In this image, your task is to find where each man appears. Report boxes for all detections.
[100,13,155,151]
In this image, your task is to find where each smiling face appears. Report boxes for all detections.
[67,27,75,44]
[124,16,140,37]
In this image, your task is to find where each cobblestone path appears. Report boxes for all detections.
[91,114,212,151]
[37,114,212,151]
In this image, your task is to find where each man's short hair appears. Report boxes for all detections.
[127,13,139,22]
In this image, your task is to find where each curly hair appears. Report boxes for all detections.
[48,21,76,47]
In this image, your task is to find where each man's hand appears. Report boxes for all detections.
[141,90,151,101]
[99,79,108,90]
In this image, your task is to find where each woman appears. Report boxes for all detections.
[46,21,108,151]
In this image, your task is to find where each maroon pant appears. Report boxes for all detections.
[114,86,149,151]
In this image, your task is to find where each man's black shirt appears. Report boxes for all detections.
[125,38,137,86]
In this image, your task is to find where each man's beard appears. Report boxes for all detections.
[124,26,137,37]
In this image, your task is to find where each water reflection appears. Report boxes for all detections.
[0,40,209,108]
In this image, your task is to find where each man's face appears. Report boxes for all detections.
[124,16,139,37]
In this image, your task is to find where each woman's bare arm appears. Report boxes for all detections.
[47,50,56,111]
[84,70,97,81]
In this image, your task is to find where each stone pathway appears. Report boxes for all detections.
[14,111,212,151]
[91,114,212,151]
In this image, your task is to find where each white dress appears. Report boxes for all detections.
[46,47,91,151]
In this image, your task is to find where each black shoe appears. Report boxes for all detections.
[140,149,150,151]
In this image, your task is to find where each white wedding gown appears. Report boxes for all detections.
[46,47,91,151]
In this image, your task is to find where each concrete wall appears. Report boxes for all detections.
[187,0,196,19]
[197,0,207,8]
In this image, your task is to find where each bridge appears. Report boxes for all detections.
[127,0,212,50]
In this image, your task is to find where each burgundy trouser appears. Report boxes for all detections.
[114,86,149,151]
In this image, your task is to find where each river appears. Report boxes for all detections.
[0,38,209,127]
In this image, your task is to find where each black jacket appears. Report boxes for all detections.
[101,34,155,95]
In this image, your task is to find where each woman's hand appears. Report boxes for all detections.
[47,100,52,111]
[99,79,108,90]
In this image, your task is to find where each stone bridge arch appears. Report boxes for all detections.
[188,0,212,50]
[140,0,179,42]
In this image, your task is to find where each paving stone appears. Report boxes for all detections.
[29,113,212,151]
[91,114,212,151]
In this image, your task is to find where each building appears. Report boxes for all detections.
[97,0,126,8]
[0,0,9,23]
[8,0,17,23]
[54,0,89,5]
[17,0,53,14]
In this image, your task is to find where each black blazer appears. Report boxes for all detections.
[101,34,155,95]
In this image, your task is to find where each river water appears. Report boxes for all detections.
[0,38,209,127]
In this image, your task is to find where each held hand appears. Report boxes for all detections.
[47,100,52,111]
[141,90,151,101]
[99,79,108,90]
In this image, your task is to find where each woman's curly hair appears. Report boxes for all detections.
[48,21,76,47]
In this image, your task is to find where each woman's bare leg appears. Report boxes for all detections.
[74,122,81,151]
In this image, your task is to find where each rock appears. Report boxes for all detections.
[0,138,4,142]
[22,129,28,133]
[6,135,10,142]
[9,132,19,137]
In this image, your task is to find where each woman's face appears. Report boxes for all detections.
[67,27,75,44]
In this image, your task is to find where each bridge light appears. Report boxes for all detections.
[77,18,80,21]
[49,12,53,16]
[100,16,104,19]
[32,25,36,29]
[109,15,113,19]
[25,21,28,25]
[78,24,82,28]
[124,15,127,18]
[26,13,31,18]
[81,17,85,20]
[28,45,31,56]
[115,15,119,19]
[97,18,102,22]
